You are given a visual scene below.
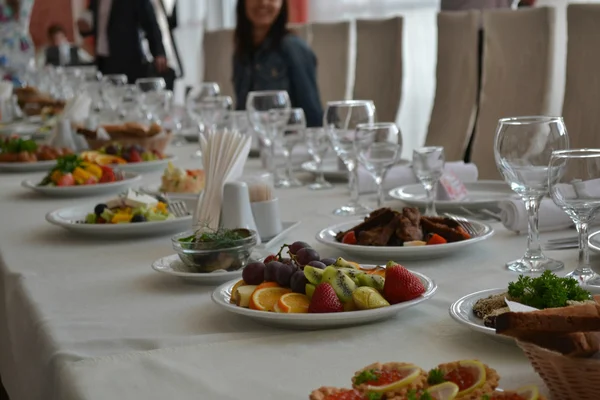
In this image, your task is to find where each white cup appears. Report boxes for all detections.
[251,198,283,240]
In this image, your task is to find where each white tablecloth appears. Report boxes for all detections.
[0,145,584,400]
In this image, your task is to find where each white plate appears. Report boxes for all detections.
[589,231,600,253]
[315,219,494,261]
[0,159,56,173]
[0,122,41,135]
[113,156,177,173]
[212,267,437,329]
[22,172,141,197]
[389,181,513,210]
[302,159,410,181]
[152,254,245,284]
[46,204,192,237]
[140,183,201,201]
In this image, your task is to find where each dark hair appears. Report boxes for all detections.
[47,24,66,39]
[234,0,289,61]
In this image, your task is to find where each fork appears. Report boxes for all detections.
[159,192,190,218]
[443,213,479,237]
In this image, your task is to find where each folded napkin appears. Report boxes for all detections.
[358,161,479,194]
[48,119,89,152]
[0,82,12,101]
[498,198,572,234]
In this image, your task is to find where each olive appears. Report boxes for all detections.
[131,214,146,223]
[94,204,108,216]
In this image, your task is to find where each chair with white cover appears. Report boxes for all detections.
[562,4,600,149]
[425,11,479,162]
[310,21,351,106]
[353,17,403,123]
[471,7,555,179]
[203,29,235,98]
[288,23,312,45]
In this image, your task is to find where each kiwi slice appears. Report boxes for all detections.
[303,266,324,285]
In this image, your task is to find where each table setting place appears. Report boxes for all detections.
[3,77,600,400]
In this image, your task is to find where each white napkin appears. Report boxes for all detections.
[498,198,572,234]
[0,82,12,101]
[49,119,89,152]
[358,161,479,194]
[62,93,91,124]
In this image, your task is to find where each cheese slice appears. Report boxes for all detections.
[123,189,158,208]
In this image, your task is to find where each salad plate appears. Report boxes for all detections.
[389,181,513,210]
[0,159,56,172]
[315,219,494,261]
[152,254,245,284]
[113,155,177,173]
[212,267,437,329]
[22,172,141,197]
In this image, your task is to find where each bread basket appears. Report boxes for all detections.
[517,339,600,400]
[86,131,173,153]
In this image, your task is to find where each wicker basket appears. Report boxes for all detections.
[86,132,173,153]
[517,340,600,400]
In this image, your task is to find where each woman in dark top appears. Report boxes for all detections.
[233,0,323,127]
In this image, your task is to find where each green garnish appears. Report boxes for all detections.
[39,154,83,186]
[419,392,433,400]
[365,393,382,400]
[353,369,379,386]
[481,395,490,400]
[179,226,250,248]
[406,390,433,400]
[507,270,591,309]
[427,368,445,385]
[1,138,37,153]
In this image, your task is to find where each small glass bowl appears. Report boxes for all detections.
[171,229,259,273]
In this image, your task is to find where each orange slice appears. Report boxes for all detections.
[230,280,247,304]
[94,154,127,165]
[255,281,280,290]
[80,151,100,162]
[277,293,310,313]
[249,287,291,311]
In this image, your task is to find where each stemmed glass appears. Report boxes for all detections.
[187,96,233,158]
[495,116,569,273]
[101,74,128,115]
[355,123,403,208]
[275,108,306,188]
[413,147,445,216]
[136,78,166,121]
[305,127,333,190]
[117,85,143,121]
[246,90,291,178]
[324,100,376,216]
[549,149,600,285]
[135,77,166,93]
[184,83,221,151]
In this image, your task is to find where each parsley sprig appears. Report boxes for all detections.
[427,369,445,385]
[507,270,591,309]
[179,226,250,248]
[353,369,379,386]
[407,390,433,400]
[39,154,83,186]
[1,137,37,153]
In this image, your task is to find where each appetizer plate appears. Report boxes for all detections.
[212,267,437,329]
[0,159,56,173]
[22,172,141,197]
[140,183,200,201]
[113,155,177,173]
[46,204,192,237]
[389,181,513,210]
[315,219,494,261]
[152,254,245,284]
[302,159,410,181]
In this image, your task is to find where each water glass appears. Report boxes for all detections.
[274,108,306,188]
[495,116,569,273]
[549,149,600,285]
[413,147,445,216]
[135,77,166,93]
[355,123,403,208]
[187,83,220,100]
[101,74,128,112]
[117,85,143,121]
[305,127,333,190]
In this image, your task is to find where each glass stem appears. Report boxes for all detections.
[285,146,294,180]
[576,218,592,274]
[424,182,438,216]
[316,157,325,183]
[269,142,276,176]
[350,165,360,204]
[523,195,543,259]
[375,175,384,208]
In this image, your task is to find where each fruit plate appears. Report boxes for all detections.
[211,268,437,329]
[315,219,494,261]
[152,254,245,284]
[22,172,141,197]
[45,205,192,238]
[0,159,57,173]
[113,155,177,173]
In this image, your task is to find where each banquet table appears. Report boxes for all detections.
[0,144,585,400]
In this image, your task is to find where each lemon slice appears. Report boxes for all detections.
[364,365,421,393]
[515,385,540,400]
[444,360,486,396]
[425,382,459,400]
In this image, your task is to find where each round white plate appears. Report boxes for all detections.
[22,172,141,197]
[589,231,600,253]
[140,183,201,201]
[389,181,513,210]
[46,204,192,237]
[112,156,177,173]
[152,254,244,285]
[315,219,494,261]
[0,159,56,173]
[212,267,437,329]
[302,159,410,181]
[0,122,41,135]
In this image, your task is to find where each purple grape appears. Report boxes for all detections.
[275,264,296,287]
[320,258,336,267]
[242,262,265,285]
[280,257,293,265]
[290,270,308,294]
[288,241,311,255]
[296,247,320,266]
[265,261,283,282]
[307,260,326,270]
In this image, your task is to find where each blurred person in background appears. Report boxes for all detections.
[0,0,35,84]
[76,0,167,85]
[233,0,323,127]
[36,24,93,67]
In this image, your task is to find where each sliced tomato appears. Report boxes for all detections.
[83,176,98,185]
[342,231,357,245]
[99,166,116,183]
[57,173,75,187]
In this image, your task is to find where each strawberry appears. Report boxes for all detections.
[99,166,115,183]
[342,231,357,244]
[383,263,426,304]
[263,254,278,264]
[308,283,344,313]
[128,149,142,163]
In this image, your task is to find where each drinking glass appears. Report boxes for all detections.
[101,74,128,112]
[117,84,143,121]
[187,82,220,100]
[135,77,166,93]
[495,116,569,273]
[305,127,333,190]
[324,100,376,216]
[355,123,403,208]
[549,149,600,285]
[412,147,445,216]
[184,84,221,153]
[246,90,291,177]
[274,108,306,188]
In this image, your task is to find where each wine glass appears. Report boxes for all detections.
[187,82,220,100]
[495,116,569,273]
[246,91,291,177]
[135,77,166,93]
[413,147,445,216]
[274,108,306,188]
[549,149,600,285]
[324,100,376,216]
[101,74,128,113]
[305,127,333,190]
[184,84,221,152]
[355,123,403,208]
[117,84,143,121]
